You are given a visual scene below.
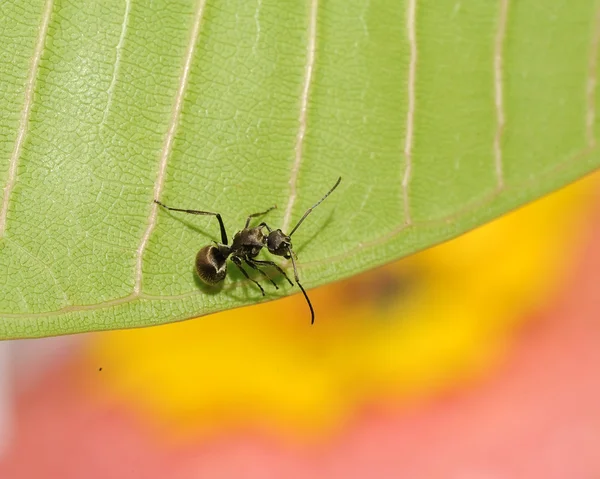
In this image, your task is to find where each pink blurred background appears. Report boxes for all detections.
[0,175,599,478]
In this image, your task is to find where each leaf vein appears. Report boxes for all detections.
[133,0,208,295]
[0,0,54,238]
[402,0,417,225]
[586,4,600,148]
[282,0,319,231]
[493,0,508,190]
[99,0,132,129]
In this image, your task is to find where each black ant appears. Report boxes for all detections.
[154,177,341,324]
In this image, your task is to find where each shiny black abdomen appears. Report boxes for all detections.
[195,245,227,284]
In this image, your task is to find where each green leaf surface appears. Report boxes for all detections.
[1,0,599,338]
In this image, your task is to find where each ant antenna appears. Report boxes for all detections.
[287,246,315,325]
[288,177,342,237]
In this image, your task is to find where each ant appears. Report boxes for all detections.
[154,177,341,324]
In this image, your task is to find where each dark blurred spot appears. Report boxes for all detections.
[342,266,419,311]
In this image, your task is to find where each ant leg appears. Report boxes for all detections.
[244,259,278,289]
[251,259,293,287]
[257,222,272,233]
[245,205,276,229]
[231,256,265,296]
[154,200,228,245]
[286,247,315,325]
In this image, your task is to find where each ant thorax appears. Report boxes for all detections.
[230,227,265,259]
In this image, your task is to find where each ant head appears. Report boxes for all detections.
[266,229,292,258]
[195,244,230,284]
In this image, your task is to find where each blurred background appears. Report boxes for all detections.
[0,173,599,478]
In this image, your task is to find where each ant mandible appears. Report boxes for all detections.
[154,177,342,324]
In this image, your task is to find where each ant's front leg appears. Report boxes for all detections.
[231,256,265,296]
[251,259,293,287]
[244,258,278,289]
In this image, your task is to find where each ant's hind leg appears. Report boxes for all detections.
[231,256,265,296]
[251,259,293,287]
[245,206,276,228]
[154,200,228,245]
[244,259,278,289]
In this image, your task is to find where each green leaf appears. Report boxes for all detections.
[0,0,599,339]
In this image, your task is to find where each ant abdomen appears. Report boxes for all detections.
[195,245,227,284]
